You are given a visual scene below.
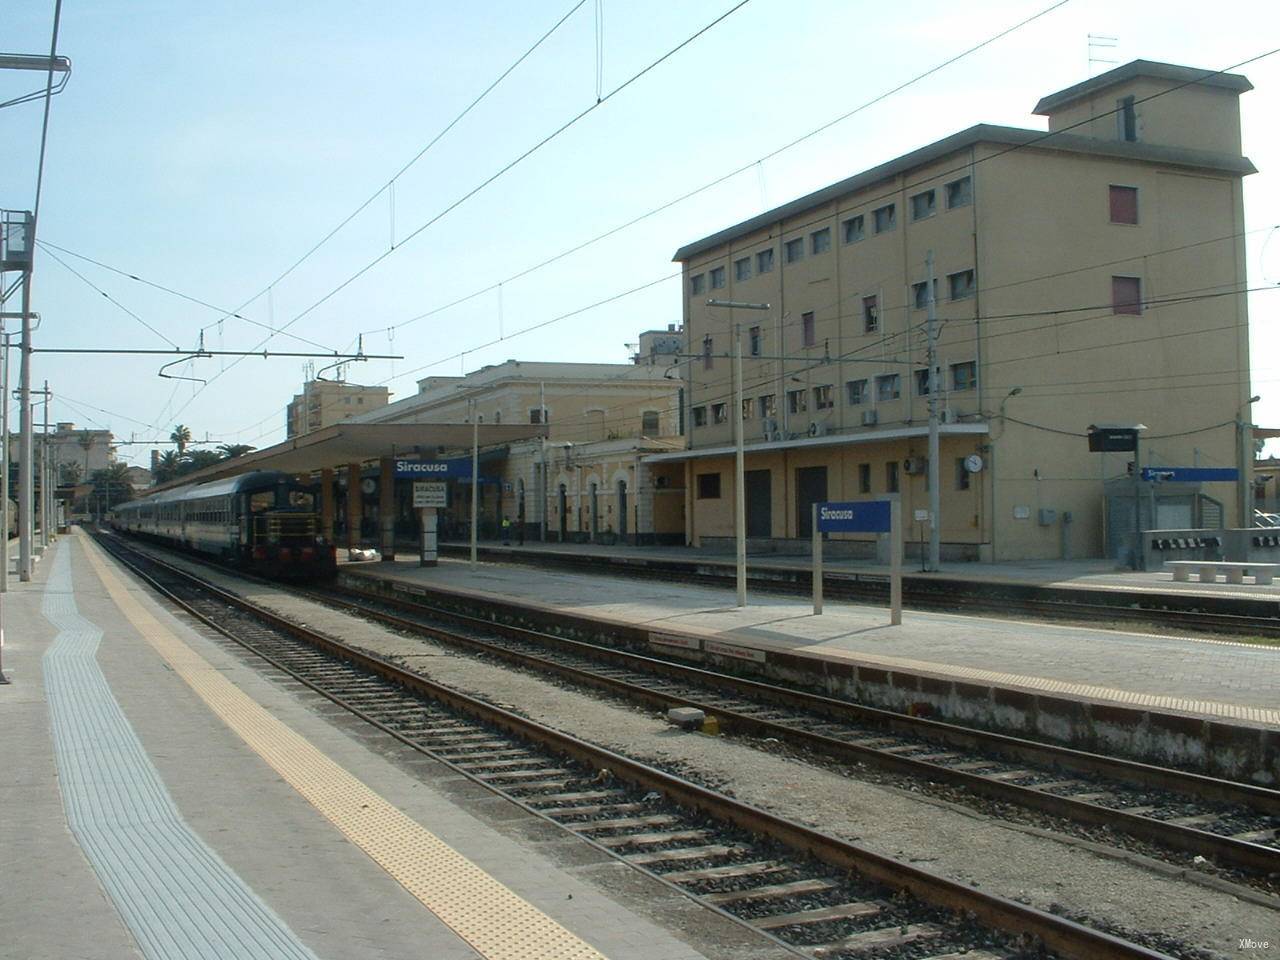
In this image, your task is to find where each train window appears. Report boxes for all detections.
[249,492,274,512]
[288,491,314,510]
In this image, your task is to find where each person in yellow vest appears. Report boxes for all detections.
[501,515,511,546]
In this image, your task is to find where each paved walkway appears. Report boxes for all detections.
[436,539,1280,600]
[347,553,1280,729]
[0,534,729,960]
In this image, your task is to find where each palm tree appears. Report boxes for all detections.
[169,424,192,455]
[217,443,255,459]
[59,461,83,486]
[90,462,135,508]
[154,450,182,483]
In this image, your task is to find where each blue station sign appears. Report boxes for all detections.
[1140,467,1239,483]
[394,457,472,479]
[816,500,892,534]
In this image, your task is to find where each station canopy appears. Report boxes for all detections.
[154,421,548,490]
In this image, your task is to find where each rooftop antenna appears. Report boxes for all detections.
[1088,34,1118,75]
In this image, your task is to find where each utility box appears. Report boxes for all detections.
[0,210,33,270]
[1037,508,1057,526]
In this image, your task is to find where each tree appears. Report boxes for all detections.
[217,443,255,459]
[178,449,223,475]
[169,424,192,455]
[90,462,134,509]
[59,461,83,486]
[153,450,182,484]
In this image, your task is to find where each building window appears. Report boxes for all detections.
[690,273,705,295]
[697,473,721,499]
[862,295,879,333]
[692,406,707,427]
[873,204,896,234]
[758,394,776,419]
[1112,276,1142,315]
[712,402,728,424]
[915,367,940,395]
[1109,185,1138,224]
[948,269,976,301]
[875,374,900,401]
[703,335,714,370]
[858,463,872,494]
[748,325,762,356]
[641,410,660,433]
[788,389,808,414]
[810,227,831,255]
[846,379,867,405]
[785,237,804,263]
[1117,95,1138,142]
[813,384,833,410]
[842,215,864,244]
[946,176,972,209]
[912,279,938,310]
[801,311,816,347]
[741,397,753,421]
[493,411,501,423]
[710,266,726,289]
[885,461,900,493]
[910,189,936,221]
[951,360,977,391]
[756,247,774,274]
[735,257,752,281]
[955,457,971,491]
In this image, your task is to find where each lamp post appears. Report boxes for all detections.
[707,299,769,608]
[1238,395,1261,527]
[990,387,1022,562]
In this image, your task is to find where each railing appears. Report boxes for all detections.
[251,513,318,544]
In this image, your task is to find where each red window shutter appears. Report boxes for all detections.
[1109,185,1138,224]
[1112,276,1142,315]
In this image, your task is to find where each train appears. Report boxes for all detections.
[112,470,337,580]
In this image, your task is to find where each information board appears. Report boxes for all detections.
[413,481,448,508]
[816,500,892,534]
[1140,467,1238,483]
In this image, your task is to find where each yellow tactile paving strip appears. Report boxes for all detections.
[80,536,609,960]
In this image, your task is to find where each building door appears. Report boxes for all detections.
[795,466,828,539]
[617,480,628,539]
[745,469,771,538]
[558,484,568,541]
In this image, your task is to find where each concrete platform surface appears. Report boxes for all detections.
[0,534,729,960]
[346,553,1280,730]
[434,538,1280,601]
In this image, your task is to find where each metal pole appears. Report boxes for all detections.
[1133,434,1143,571]
[1,322,9,592]
[925,250,941,572]
[889,496,903,625]
[540,381,547,542]
[811,502,822,615]
[734,326,746,607]
[470,401,479,569]
[40,378,49,547]
[18,272,32,581]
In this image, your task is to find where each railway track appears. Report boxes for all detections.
[309,580,1280,880]
[437,544,1280,639]
[94,532,1182,960]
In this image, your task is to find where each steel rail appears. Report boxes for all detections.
[94,534,1176,960]
[319,581,1280,877]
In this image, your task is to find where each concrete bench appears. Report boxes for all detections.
[1165,560,1279,585]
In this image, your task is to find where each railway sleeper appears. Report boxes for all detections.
[810,922,945,957]
[752,900,884,930]
[627,843,750,866]
[660,860,790,884]
[701,877,838,906]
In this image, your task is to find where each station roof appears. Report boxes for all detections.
[152,421,548,491]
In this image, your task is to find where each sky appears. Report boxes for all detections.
[1,0,1278,468]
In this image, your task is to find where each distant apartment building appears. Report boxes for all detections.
[286,379,390,438]
[8,422,114,484]
[661,60,1256,562]
[353,356,687,543]
[633,324,684,366]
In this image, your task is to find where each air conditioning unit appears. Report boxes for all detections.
[807,421,827,438]
[903,457,928,475]
[860,410,878,426]
[940,409,957,424]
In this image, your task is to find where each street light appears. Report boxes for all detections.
[706,298,770,608]
[0,54,72,110]
[1239,395,1261,527]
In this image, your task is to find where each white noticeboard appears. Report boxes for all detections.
[413,481,447,509]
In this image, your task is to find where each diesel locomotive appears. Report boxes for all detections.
[112,470,336,579]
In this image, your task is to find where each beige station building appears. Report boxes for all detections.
[655,60,1258,562]
[286,378,390,438]
[351,357,687,544]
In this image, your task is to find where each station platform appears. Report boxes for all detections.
[340,547,1280,781]
[432,538,1280,604]
[0,534,750,960]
